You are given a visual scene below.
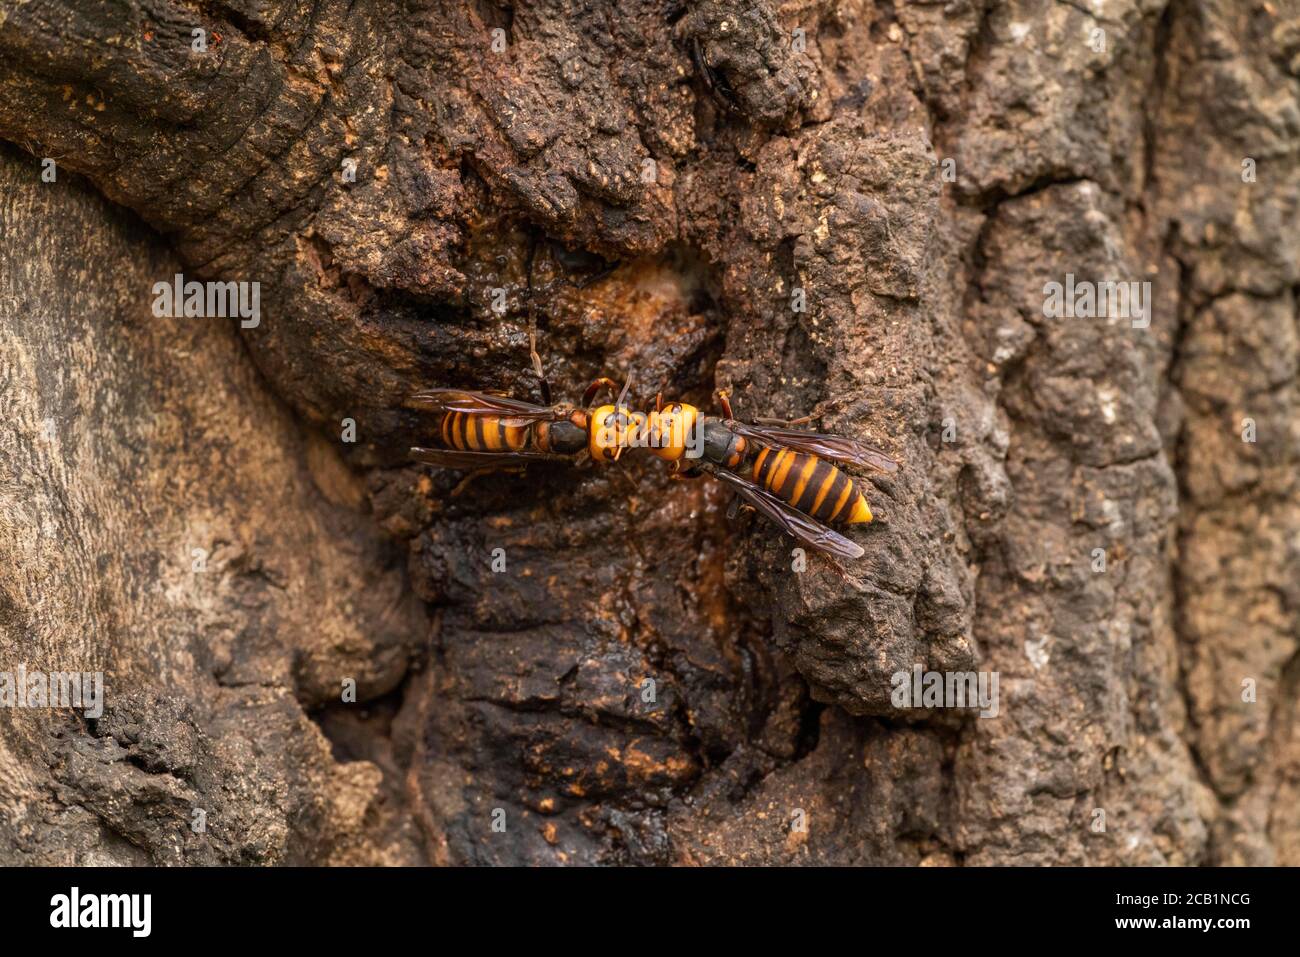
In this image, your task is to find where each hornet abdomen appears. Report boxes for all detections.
[440,412,530,452]
[750,447,872,524]
[437,410,591,456]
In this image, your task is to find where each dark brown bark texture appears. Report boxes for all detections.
[0,0,1296,865]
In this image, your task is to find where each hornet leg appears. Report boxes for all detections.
[582,377,621,408]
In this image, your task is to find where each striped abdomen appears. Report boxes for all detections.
[750,447,873,524]
[439,412,530,452]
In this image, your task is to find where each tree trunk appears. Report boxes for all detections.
[0,0,1296,865]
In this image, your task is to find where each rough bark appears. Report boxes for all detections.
[0,0,1296,865]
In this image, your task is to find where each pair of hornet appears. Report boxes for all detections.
[406,379,896,561]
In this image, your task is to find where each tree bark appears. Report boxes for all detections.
[0,0,1297,865]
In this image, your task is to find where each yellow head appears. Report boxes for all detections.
[588,404,645,462]
[646,402,700,462]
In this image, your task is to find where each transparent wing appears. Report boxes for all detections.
[410,447,568,469]
[707,466,866,560]
[406,388,558,426]
[726,421,898,473]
